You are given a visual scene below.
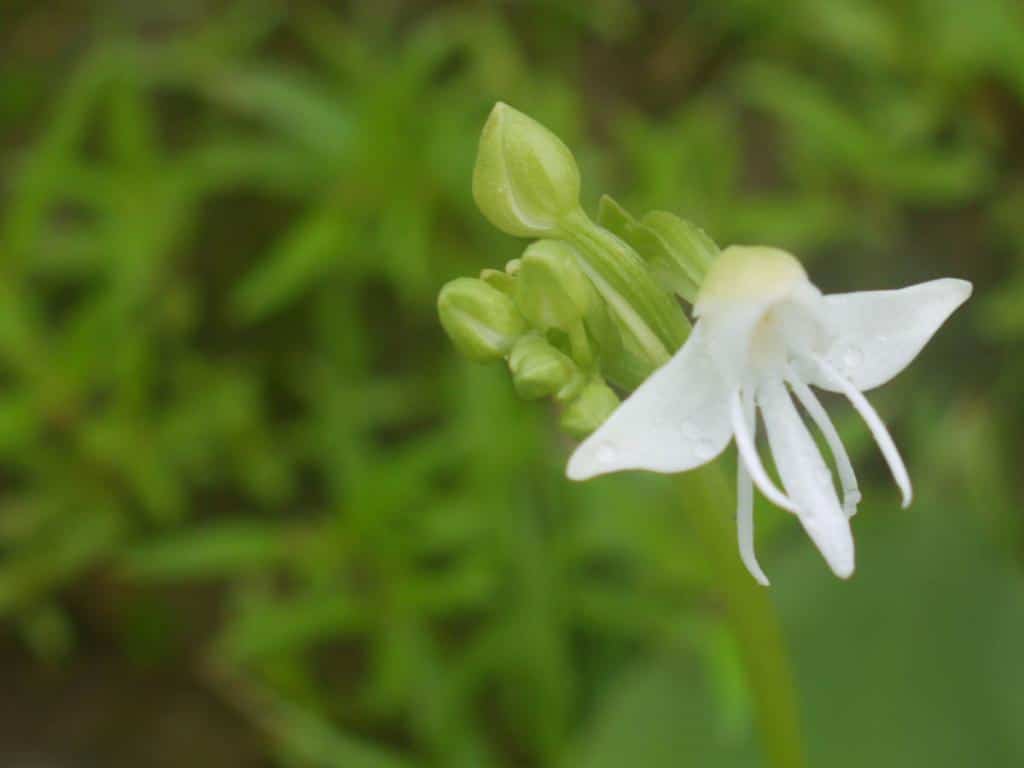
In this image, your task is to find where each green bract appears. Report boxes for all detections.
[598,196,718,304]
[437,277,526,362]
[472,103,581,238]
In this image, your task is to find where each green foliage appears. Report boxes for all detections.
[1,1,1022,766]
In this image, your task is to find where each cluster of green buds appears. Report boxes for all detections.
[438,103,719,437]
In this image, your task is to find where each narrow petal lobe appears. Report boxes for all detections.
[730,387,800,515]
[737,387,770,585]
[786,370,861,516]
[813,358,912,508]
[758,379,855,578]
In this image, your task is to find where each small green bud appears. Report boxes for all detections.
[515,240,595,330]
[472,102,581,238]
[480,268,516,296]
[438,277,526,362]
[508,333,579,400]
[560,378,620,438]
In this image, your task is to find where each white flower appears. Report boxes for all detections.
[567,246,971,584]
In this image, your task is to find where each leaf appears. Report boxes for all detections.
[568,655,700,768]
[232,203,353,321]
[771,498,1024,766]
[121,521,296,581]
[207,68,354,159]
[217,592,365,663]
[0,505,124,617]
[268,696,417,768]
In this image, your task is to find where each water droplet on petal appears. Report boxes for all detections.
[841,344,863,371]
[694,436,716,460]
[679,421,714,459]
[596,442,617,465]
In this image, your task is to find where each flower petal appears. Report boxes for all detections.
[567,324,731,480]
[758,379,855,579]
[808,278,971,392]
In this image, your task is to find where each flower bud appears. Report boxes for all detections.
[438,277,526,362]
[560,378,620,438]
[472,102,581,238]
[515,240,595,331]
[480,268,516,297]
[508,333,579,400]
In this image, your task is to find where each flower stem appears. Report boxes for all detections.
[675,465,807,768]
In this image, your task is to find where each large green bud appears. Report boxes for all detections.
[507,333,581,400]
[472,102,581,238]
[438,277,526,362]
[515,240,595,331]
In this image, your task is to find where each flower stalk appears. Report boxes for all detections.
[677,466,807,768]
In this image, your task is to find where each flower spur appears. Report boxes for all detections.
[568,246,971,584]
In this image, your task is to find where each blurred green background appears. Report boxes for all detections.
[1,1,1022,766]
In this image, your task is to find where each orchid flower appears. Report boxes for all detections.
[567,246,971,584]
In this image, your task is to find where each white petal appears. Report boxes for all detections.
[736,387,770,585]
[758,379,855,579]
[786,370,861,517]
[813,357,912,508]
[808,278,971,392]
[730,387,800,515]
[567,324,732,480]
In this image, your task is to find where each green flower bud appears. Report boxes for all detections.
[515,240,595,330]
[472,102,581,238]
[438,277,526,362]
[508,333,579,400]
[560,378,620,438]
[480,268,516,297]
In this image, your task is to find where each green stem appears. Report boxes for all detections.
[676,466,806,768]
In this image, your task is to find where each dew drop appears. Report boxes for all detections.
[840,344,863,371]
[679,421,714,459]
[596,442,617,465]
[693,437,716,460]
[679,421,699,441]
